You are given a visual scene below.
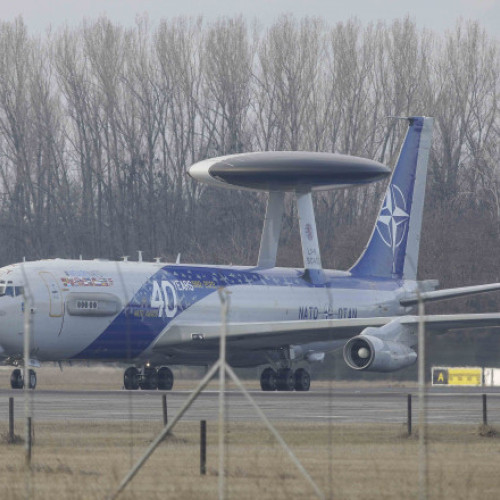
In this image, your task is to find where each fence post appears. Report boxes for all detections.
[483,394,488,426]
[26,417,32,463]
[9,397,14,443]
[407,394,412,436]
[162,394,168,427]
[200,420,207,476]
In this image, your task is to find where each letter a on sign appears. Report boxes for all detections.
[432,368,448,385]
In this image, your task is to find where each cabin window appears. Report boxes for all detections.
[0,280,16,297]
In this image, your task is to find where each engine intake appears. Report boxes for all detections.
[343,334,417,372]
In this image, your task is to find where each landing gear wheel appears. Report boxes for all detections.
[294,368,310,391]
[10,368,23,389]
[124,367,139,390]
[260,367,277,391]
[28,369,37,389]
[157,367,174,390]
[140,367,158,390]
[276,368,295,391]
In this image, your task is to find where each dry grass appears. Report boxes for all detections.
[1,420,500,499]
[0,367,494,498]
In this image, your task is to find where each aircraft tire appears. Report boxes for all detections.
[28,369,37,389]
[10,369,23,389]
[157,367,174,390]
[124,367,139,390]
[276,368,295,391]
[140,367,158,390]
[294,368,310,391]
[260,367,277,391]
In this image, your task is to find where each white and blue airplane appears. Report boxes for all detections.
[1,116,500,391]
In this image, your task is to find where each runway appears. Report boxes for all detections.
[1,386,500,425]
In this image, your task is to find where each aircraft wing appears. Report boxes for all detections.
[400,283,500,306]
[152,313,500,352]
[153,317,390,351]
[400,313,500,331]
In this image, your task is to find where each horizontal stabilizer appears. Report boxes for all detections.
[400,283,500,306]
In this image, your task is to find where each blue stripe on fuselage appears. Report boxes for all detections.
[72,265,401,360]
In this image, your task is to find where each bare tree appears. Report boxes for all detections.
[0,14,496,296]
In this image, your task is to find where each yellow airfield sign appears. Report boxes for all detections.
[432,367,482,386]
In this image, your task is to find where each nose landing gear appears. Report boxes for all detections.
[10,368,37,389]
[123,366,174,391]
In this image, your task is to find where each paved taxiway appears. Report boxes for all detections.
[1,387,499,425]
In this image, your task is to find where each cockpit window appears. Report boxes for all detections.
[0,280,19,297]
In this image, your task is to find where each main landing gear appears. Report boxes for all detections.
[10,368,37,389]
[260,367,310,392]
[123,366,174,391]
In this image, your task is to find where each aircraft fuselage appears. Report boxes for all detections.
[0,259,411,367]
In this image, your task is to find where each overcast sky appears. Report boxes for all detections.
[1,0,499,39]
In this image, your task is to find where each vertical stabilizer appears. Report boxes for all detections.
[350,117,433,279]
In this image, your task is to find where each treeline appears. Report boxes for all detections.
[0,15,498,295]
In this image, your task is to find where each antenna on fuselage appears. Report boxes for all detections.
[187,150,390,283]
[154,257,161,263]
[176,253,181,264]
[258,192,285,268]
[122,256,129,262]
[258,190,324,282]
[296,192,324,283]
[138,250,143,262]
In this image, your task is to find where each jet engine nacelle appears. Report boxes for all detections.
[343,334,417,372]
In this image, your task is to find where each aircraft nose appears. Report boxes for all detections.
[0,315,8,356]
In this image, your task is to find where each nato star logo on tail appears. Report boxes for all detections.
[376,184,410,270]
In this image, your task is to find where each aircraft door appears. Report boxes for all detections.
[39,271,64,336]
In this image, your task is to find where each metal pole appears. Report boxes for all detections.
[417,297,427,500]
[112,286,320,500]
[162,394,168,427]
[200,420,207,476]
[483,394,487,426]
[20,262,34,500]
[218,289,229,500]
[23,287,32,468]
[9,397,14,443]
[21,261,34,500]
[111,360,221,500]
[407,394,412,436]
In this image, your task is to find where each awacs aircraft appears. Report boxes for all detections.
[1,116,500,391]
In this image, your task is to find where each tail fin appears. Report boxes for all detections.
[350,116,433,280]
